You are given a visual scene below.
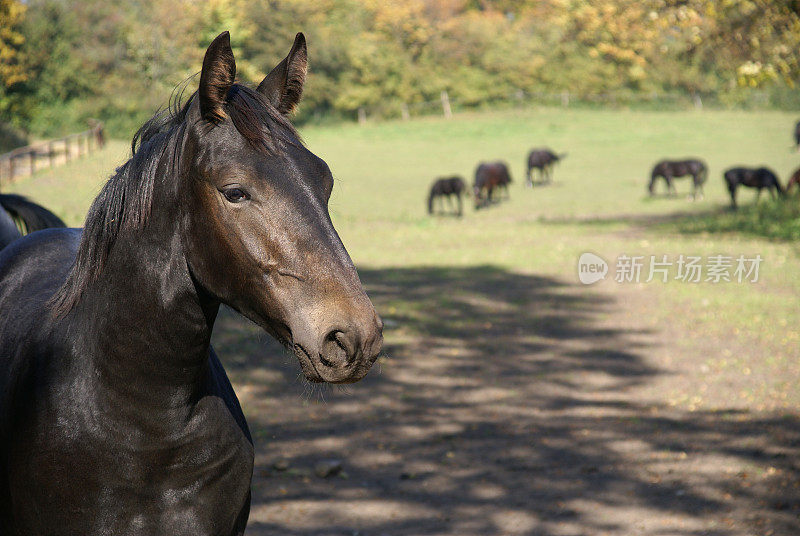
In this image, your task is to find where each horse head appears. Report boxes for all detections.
[182,33,383,383]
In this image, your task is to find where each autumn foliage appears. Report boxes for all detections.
[1,0,799,140]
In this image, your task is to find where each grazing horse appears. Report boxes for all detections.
[473,161,511,209]
[428,176,466,216]
[526,148,566,187]
[0,32,383,536]
[787,167,800,194]
[794,120,800,151]
[723,166,785,209]
[0,193,66,250]
[648,159,707,200]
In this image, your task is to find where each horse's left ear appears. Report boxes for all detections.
[199,31,236,123]
[257,33,307,115]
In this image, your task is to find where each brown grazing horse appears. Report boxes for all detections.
[526,148,566,186]
[723,166,785,209]
[428,176,466,216]
[787,167,800,193]
[0,31,382,536]
[648,159,707,200]
[794,120,800,151]
[473,161,511,209]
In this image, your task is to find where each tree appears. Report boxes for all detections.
[0,0,28,120]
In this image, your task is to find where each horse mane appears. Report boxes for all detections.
[50,82,300,318]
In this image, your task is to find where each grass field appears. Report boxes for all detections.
[7,107,800,535]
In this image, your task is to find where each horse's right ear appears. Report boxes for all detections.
[257,33,307,115]
[199,32,236,123]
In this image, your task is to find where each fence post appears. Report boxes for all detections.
[561,90,570,107]
[357,107,366,125]
[64,138,71,162]
[693,93,703,110]
[441,90,452,119]
[29,150,35,176]
[49,142,56,168]
[401,102,410,121]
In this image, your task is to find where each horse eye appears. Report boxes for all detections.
[222,188,249,203]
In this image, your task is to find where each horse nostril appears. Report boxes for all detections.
[320,329,352,368]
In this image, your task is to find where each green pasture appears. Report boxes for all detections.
[7,106,800,410]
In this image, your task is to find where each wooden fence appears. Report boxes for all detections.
[353,89,722,125]
[0,122,105,185]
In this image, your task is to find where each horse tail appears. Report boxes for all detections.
[0,193,66,234]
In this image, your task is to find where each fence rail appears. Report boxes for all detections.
[0,122,105,185]
[352,89,755,125]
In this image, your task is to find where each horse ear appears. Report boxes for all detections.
[199,31,236,123]
[257,33,307,115]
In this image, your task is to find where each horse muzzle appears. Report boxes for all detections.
[291,311,384,383]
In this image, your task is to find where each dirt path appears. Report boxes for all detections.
[213,265,800,536]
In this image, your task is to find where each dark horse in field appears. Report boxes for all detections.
[474,161,511,209]
[427,176,465,216]
[787,167,800,194]
[526,148,565,187]
[794,120,800,151]
[0,193,66,250]
[648,159,707,200]
[723,166,785,209]
[0,32,383,536]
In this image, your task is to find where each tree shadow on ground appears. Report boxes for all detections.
[212,265,800,536]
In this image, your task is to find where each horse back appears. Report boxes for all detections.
[0,206,22,251]
[0,228,80,426]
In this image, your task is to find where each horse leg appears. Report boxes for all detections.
[457,194,462,217]
[756,188,762,203]
[526,168,533,188]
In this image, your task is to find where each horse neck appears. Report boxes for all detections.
[74,211,220,418]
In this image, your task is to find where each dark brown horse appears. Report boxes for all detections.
[526,148,566,187]
[0,32,382,536]
[648,159,707,200]
[787,167,800,193]
[0,193,66,250]
[794,120,800,151]
[428,176,465,216]
[724,166,785,209]
[473,161,511,208]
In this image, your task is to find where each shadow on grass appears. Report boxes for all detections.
[212,265,800,536]
[665,197,800,241]
[540,197,800,242]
